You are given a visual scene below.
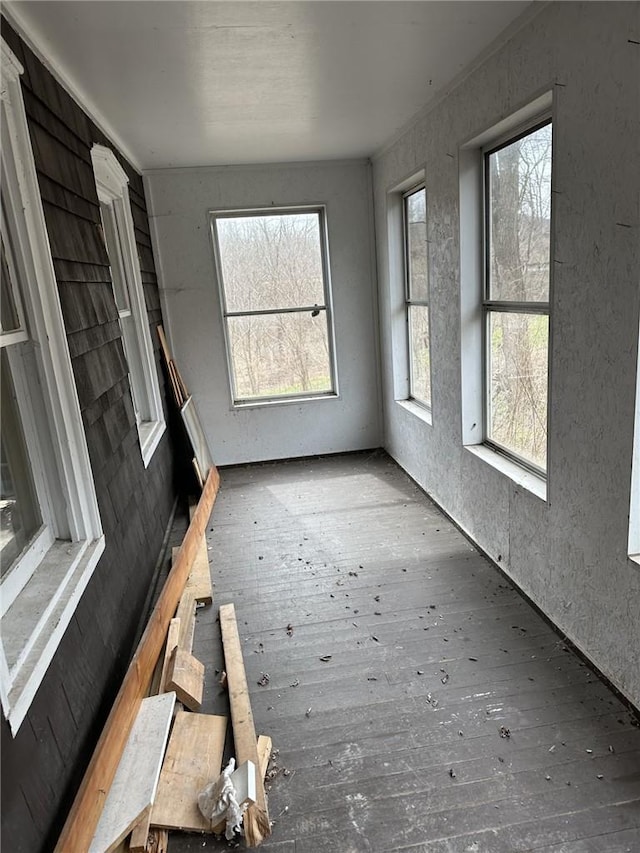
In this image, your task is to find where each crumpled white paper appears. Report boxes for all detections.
[198,757,247,840]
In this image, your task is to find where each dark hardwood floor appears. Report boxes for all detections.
[169,450,640,853]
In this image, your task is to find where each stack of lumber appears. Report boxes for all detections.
[54,467,273,852]
[157,325,189,409]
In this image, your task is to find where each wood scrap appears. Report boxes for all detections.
[257,735,272,780]
[173,540,213,604]
[165,646,204,710]
[175,590,197,652]
[89,693,176,853]
[193,456,204,489]
[54,467,220,853]
[146,831,168,853]
[157,325,183,407]
[127,806,151,853]
[151,711,227,832]
[219,603,271,847]
[158,617,181,694]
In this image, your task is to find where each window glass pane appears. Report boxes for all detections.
[405,188,428,302]
[409,304,431,407]
[488,311,548,469]
[227,310,332,400]
[1,231,21,334]
[217,213,326,313]
[488,123,552,302]
[100,203,130,315]
[1,350,41,575]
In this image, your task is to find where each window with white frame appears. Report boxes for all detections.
[482,118,552,474]
[403,185,431,408]
[210,207,337,405]
[91,145,165,465]
[1,39,104,733]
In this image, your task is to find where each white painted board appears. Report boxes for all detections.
[89,692,176,853]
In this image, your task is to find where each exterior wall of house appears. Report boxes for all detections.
[0,19,177,853]
[144,159,382,465]
[372,2,640,706]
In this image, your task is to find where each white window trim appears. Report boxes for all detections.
[387,169,433,425]
[1,40,105,734]
[403,183,432,412]
[459,91,553,499]
[91,144,165,466]
[209,205,339,408]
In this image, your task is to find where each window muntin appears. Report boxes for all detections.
[91,145,165,462]
[483,120,552,473]
[211,207,337,405]
[403,186,431,409]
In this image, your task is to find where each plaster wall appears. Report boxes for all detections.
[372,1,640,705]
[144,160,381,465]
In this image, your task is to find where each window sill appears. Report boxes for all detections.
[396,398,433,427]
[465,444,547,502]
[233,391,339,410]
[629,553,640,568]
[139,419,166,468]
[1,535,105,734]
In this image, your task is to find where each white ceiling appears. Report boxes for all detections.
[7,1,532,170]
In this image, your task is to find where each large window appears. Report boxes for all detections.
[91,145,165,465]
[210,207,337,405]
[1,39,104,732]
[403,185,431,408]
[483,120,552,473]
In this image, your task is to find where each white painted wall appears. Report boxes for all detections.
[144,160,381,465]
[373,2,640,705]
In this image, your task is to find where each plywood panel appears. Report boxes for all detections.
[151,711,227,832]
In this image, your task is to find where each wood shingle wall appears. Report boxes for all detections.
[0,19,178,853]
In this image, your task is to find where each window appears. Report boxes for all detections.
[210,207,337,405]
[1,39,104,732]
[483,119,552,474]
[403,185,431,408]
[91,145,165,465]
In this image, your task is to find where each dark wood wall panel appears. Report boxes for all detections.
[1,17,178,853]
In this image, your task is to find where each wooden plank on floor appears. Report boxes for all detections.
[150,711,227,832]
[165,646,204,710]
[175,591,197,652]
[89,693,175,853]
[158,618,181,694]
[127,805,151,853]
[219,603,271,847]
[173,539,213,604]
[54,467,220,853]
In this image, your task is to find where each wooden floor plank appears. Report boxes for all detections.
[167,452,640,852]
